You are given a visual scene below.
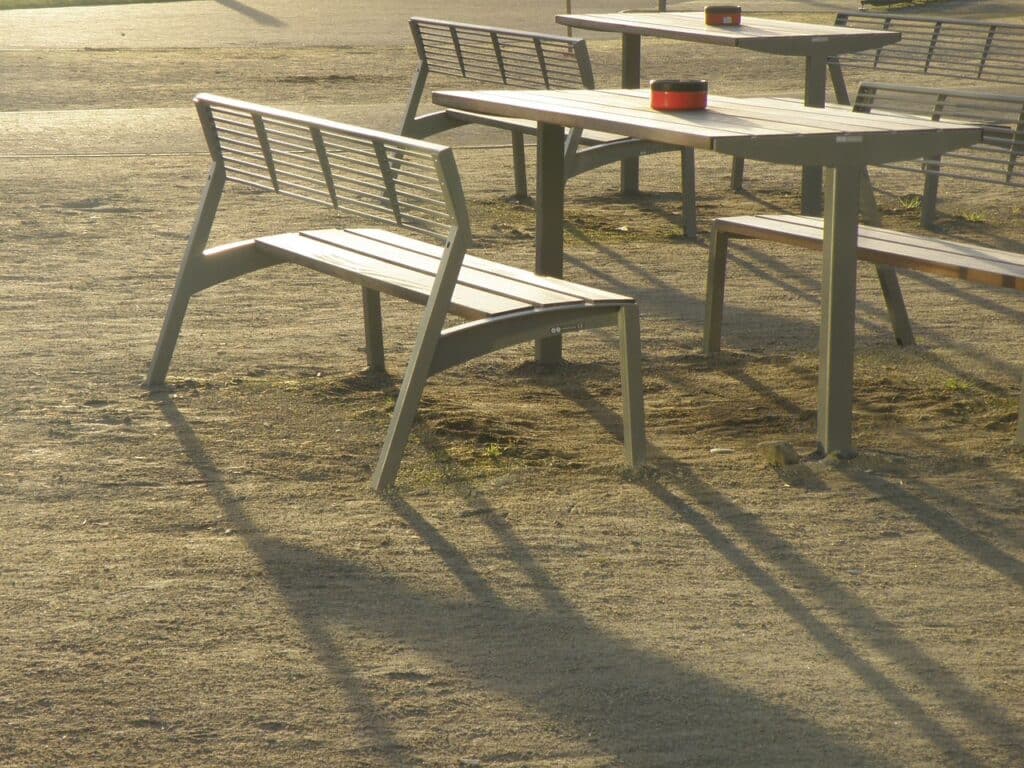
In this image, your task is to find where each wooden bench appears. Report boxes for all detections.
[828,11,1024,105]
[147,94,646,490]
[401,17,698,236]
[852,81,1024,227]
[702,213,1024,443]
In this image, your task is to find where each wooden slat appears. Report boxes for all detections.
[343,228,633,304]
[254,232,529,319]
[717,214,1024,290]
[441,108,635,146]
[302,229,591,309]
[556,12,900,56]
[432,89,982,165]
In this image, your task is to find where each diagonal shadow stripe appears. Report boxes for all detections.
[155,393,896,766]
[214,0,286,27]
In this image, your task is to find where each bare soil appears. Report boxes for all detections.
[1,24,1022,768]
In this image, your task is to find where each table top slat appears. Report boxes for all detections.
[433,88,983,166]
[556,12,900,56]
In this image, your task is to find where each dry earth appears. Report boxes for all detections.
[1,10,1022,768]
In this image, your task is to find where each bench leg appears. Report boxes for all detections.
[875,266,916,347]
[703,222,729,360]
[362,287,386,372]
[730,157,745,192]
[860,171,917,348]
[860,169,916,347]
[371,319,441,492]
[828,58,851,106]
[681,148,698,239]
[147,164,224,387]
[512,130,529,200]
[148,280,197,387]
[618,303,646,469]
[920,164,940,229]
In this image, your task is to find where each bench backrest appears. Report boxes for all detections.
[834,12,1024,86]
[853,82,1024,188]
[194,93,469,244]
[409,17,595,90]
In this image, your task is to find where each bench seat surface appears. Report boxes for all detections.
[716,214,1024,291]
[254,228,633,321]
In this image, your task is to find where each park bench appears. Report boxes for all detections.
[827,11,1024,105]
[147,94,646,490]
[401,17,698,236]
[701,213,1024,443]
[731,12,1024,195]
[727,81,1024,345]
[852,81,1024,227]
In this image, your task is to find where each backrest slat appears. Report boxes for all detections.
[854,82,1024,187]
[409,17,589,91]
[834,12,1024,86]
[196,93,466,243]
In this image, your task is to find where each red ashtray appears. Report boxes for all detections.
[705,4,741,25]
[650,79,708,111]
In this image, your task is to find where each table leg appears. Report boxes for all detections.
[817,165,860,458]
[801,54,826,216]
[620,33,642,194]
[535,121,565,365]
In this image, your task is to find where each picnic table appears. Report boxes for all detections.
[431,87,982,457]
[554,11,901,214]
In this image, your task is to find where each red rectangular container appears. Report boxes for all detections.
[705,5,741,26]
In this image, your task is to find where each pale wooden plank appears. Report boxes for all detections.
[718,215,1024,290]
[555,12,900,56]
[254,232,529,319]
[301,229,591,308]
[342,228,634,303]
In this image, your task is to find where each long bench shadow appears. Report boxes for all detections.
[213,0,286,27]
[554,383,1020,766]
[156,394,892,766]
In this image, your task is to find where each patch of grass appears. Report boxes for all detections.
[943,378,972,392]
[0,0,185,10]
[895,194,922,212]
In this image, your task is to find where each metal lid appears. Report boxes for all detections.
[704,5,742,13]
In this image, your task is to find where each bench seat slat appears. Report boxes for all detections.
[716,214,1024,290]
[252,232,531,319]
[346,228,633,304]
[301,229,601,309]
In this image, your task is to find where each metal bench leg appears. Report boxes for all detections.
[860,169,916,347]
[681,148,698,238]
[730,157,744,191]
[147,165,224,386]
[512,130,529,200]
[875,267,916,347]
[362,287,385,372]
[618,303,646,469]
[828,58,851,106]
[703,222,729,360]
[371,318,443,492]
[920,164,940,229]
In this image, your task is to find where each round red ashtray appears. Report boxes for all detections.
[650,79,708,111]
[705,4,741,25]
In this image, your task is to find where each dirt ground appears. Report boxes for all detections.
[2,9,1023,768]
